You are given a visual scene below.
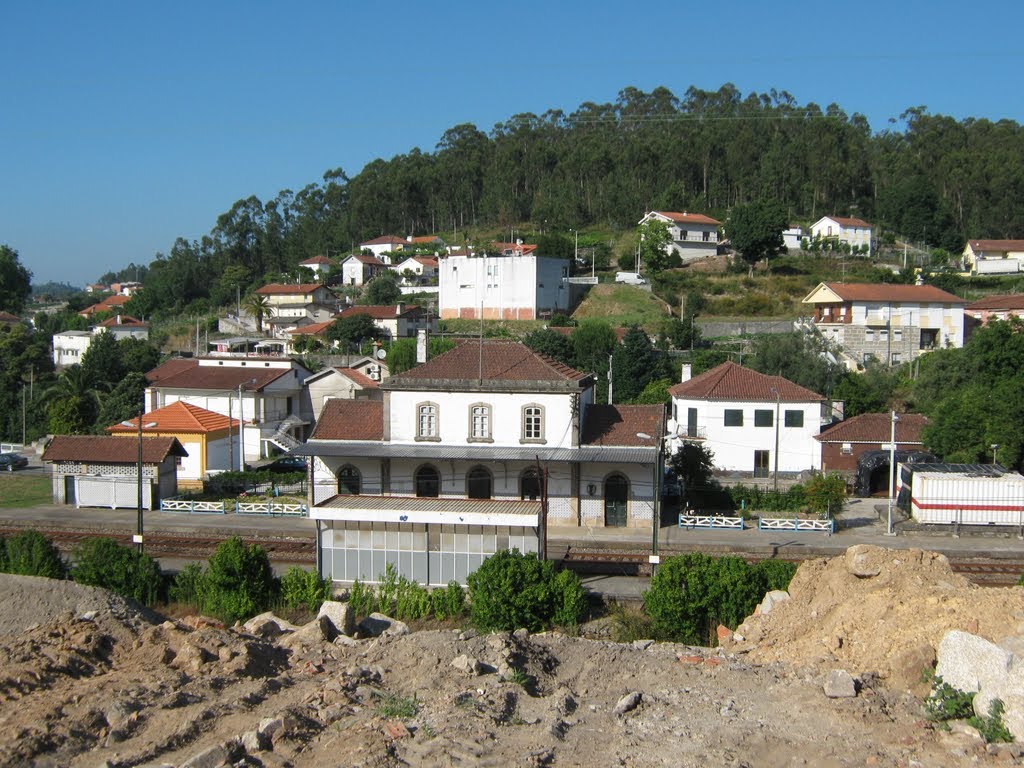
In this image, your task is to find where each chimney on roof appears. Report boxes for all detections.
[681,363,692,383]
[395,302,405,315]
[416,328,429,365]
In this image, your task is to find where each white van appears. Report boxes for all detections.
[615,271,647,285]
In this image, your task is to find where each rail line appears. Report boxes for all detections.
[3,524,1022,585]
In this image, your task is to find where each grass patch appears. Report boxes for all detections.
[0,474,51,508]
[376,692,420,719]
[572,284,671,330]
[438,318,544,337]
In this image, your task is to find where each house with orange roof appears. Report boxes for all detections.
[809,216,873,256]
[303,362,385,420]
[964,294,1024,333]
[107,401,241,488]
[802,281,966,368]
[295,340,664,585]
[668,362,827,476]
[358,235,408,263]
[639,210,722,261]
[92,314,149,341]
[144,355,314,463]
[335,302,438,340]
[341,254,388,287]
[962,239,1024,275]
[298,254,339,278]
[79,293,131,318]
[815,412,928,476]
[391,255,439,285]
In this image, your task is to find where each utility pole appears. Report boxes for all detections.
[887,411,899,535]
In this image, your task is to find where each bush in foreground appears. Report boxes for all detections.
[644,553,771,645]
[280,566,332,612]
[196,536,275,623]
[1,530,67,580]
[72,537,163,605]
[467,549,587,632]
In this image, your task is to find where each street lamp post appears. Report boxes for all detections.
[992,444,1000,466]
[121,398,157,553]
[887,410,899,536]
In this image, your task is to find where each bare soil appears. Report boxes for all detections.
[0,546,1021,767]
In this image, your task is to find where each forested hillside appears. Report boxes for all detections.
[129,83,1024,317]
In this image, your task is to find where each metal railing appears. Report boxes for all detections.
[678,514,745,530]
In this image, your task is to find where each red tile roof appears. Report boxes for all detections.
[311,399,384,440]
[0,311,22,323]
[388,340,590,386]
[286,319,336,336]
[967,240,1024,252]
[144,359,297,391]
[255,283,325,296]
[299,255,338,266]
[964,294,1024,311]
[412,256,438,267]
[348,254,387,266]
[653,211,722,226]
[820,215,871,228]
[410,235,443,244]
[95,314,147,328]
[43,435,188,463]
[815,412,927,444]
[668,362,824,402]
[809,282,965,304]
[334,367,379,389]
[103,295,131,307]
[581,405,665,447]
[106,401,240,435]
[338,305,424,320]
[360,235,407,247]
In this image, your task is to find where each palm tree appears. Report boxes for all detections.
[242,293,274,334]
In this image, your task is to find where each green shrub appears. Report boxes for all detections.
[804,473,846,516]
[971,699,1013,743]
[466,549,586,632]
[644,553,766,645]
[169,563,205,605]
[72,537,163,605]
[393,573,432,621]
[551,568,589,627]
[377,563,400,615]
[279,566,331,612]
[753,559,798,592]
[196,536,275,623]
[431,581,466,621]
[2,530,66,579]
[348,578,377,619]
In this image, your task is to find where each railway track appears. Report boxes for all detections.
[561,546,1024,587]
[3,524,1022,585]
[0,526,315,563]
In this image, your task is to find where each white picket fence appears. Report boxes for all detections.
[757,517,834,533]
[160,499,227,514]
[235,501,307,517]
[678,514,745,530]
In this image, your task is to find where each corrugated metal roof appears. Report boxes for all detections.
[295,441,657,464]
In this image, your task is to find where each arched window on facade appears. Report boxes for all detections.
[604,473,629,527]
[520,468,541,501]
[415,464,441,498]
[467,465,493,499]
[337,465,361,495]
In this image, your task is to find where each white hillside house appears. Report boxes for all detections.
[639,211,721,261]
[809,216,873,256]
[668,362,826,476]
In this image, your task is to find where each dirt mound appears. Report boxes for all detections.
[0,573,158,638]
[0,566,1017,766]
[736,545,1024,691]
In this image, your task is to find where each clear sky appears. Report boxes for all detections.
[2,0,1021,287]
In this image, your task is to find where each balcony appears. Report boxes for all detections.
[675,424,707,440]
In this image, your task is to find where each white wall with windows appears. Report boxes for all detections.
[668,397,823,474]
[387,390,577,448]
[318,521,538,585]
[438,254,570,320]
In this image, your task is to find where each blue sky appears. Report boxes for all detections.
[2,0,1021,287]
